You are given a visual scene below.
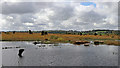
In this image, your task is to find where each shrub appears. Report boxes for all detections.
[41,31,48,35]
[13,31,16,34]
[50,35,58,39]
[45,38,48,41]
[41,31,44,35]
[29,30,33,34]
[94,33,97,36]
[79,32,82,35]
[45,32,48,35]
[5,32,9,34]
[100,34,102,36]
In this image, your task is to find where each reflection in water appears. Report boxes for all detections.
[1,41,118,66]
[18,49,24,57]
[18,56,24,66]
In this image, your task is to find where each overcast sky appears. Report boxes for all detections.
[0,0,119,31]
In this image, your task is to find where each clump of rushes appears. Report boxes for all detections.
[57,38,64,41]
[43,41,51,44]
[104,40,120,46]
[50,35,59,39]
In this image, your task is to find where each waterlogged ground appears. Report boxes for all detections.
[1,41,118,66]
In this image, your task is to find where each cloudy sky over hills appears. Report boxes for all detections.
[0,0,119,31]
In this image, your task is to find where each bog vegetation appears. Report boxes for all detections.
[0,29,120,45]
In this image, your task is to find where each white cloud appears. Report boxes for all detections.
[0,2,118,31]
[6,16,13,20]
[24,23,34,26]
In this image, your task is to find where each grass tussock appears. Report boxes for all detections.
[104,40,120,46]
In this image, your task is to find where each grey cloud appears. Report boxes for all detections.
[2,2,35,14]
[50,5,74,21]
[74,22,89,25]
[78,11,106,23]
[20,13,35,23]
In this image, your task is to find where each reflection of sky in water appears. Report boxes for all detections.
[1,41,118,66]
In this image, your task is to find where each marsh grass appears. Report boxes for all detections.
[1,32,120,45]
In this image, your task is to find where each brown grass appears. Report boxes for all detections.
[0,32,120,45]
[104,40,120,46]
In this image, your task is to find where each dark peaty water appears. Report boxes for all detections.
[1,41,118,66]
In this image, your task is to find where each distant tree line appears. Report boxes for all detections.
[2,29,119,35]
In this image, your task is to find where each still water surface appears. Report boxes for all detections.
[1,41,118,66]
